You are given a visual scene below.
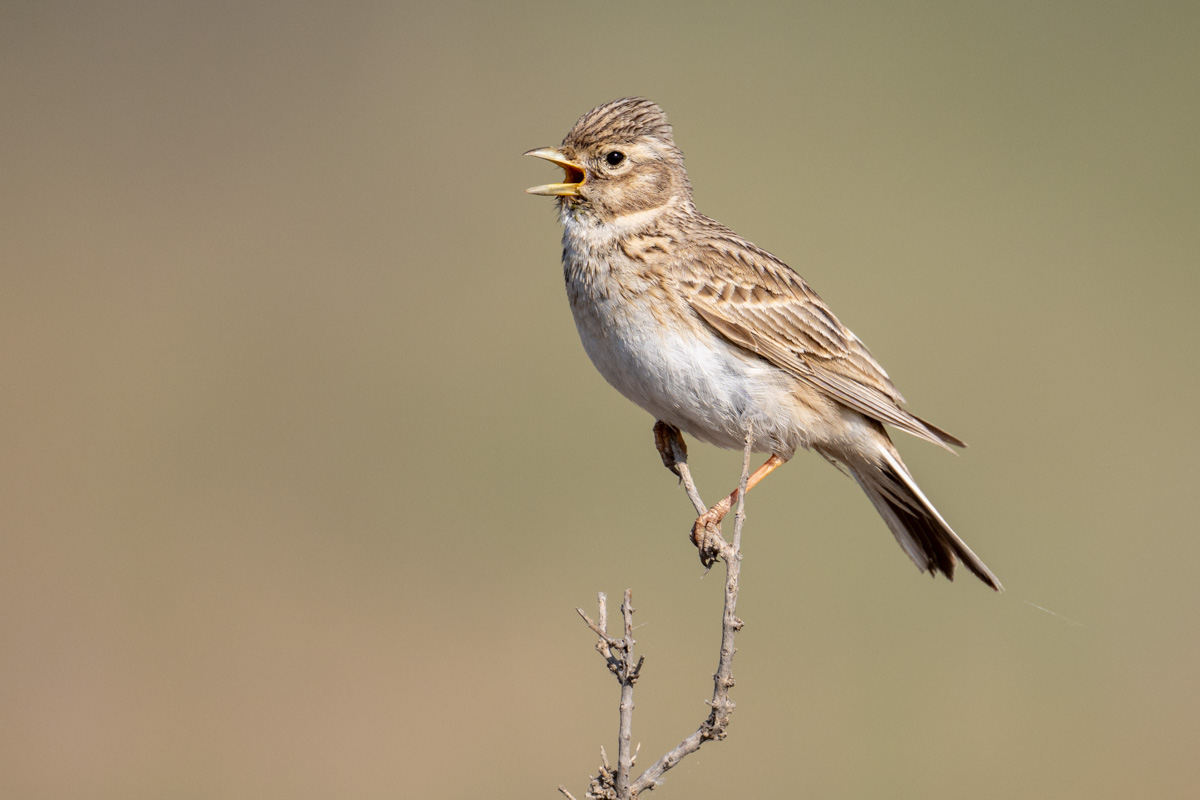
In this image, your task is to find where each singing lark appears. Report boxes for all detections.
[526,97,1000,589]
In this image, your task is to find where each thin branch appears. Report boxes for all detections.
[630,428,752,795]
[615,590,636,798]
[732,429,752,552]
[563,429,755,799]
[574,591,641,799]
[668,434,707,516]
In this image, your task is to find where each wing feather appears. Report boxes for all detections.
[682,229,964,450]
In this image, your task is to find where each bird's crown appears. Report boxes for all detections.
[564,97,678,155]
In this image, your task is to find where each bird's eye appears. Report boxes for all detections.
[605,151,626,167]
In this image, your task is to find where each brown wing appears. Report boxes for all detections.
[680,226,965,450]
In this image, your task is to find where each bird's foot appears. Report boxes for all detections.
[689,501,732,568]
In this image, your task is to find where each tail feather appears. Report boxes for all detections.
[847,445,1002,591]
[910,412,968,450]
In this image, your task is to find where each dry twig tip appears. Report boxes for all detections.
[560,429,755,799]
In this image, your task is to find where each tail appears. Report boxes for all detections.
[841,440,1002,591]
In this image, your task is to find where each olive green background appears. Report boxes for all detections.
[3,2,1198,798]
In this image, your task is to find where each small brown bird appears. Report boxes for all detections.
[526,97,1000,590]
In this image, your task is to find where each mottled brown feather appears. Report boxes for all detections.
[666,215,964,450]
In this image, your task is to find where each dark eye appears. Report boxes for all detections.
[605,151,626,167]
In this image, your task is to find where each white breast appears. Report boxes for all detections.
[560,213,813,457]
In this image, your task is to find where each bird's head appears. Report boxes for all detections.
[525,97,693,223]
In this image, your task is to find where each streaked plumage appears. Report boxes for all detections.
[526,97,1000,590]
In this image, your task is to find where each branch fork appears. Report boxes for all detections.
[560,429,755,799]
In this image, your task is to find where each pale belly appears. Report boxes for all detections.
[567,282,813,458]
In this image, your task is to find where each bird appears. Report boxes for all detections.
[525,97,1000,590]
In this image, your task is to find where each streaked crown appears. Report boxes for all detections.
[563,97,680,159]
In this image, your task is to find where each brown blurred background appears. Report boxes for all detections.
[2,1,1198,797]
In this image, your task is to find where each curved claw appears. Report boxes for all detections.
[690,509,728,568]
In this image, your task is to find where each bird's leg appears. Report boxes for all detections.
[653,421,708,518]
[652,420,687,478]
[691,454,787,567]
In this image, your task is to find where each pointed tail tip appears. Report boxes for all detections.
[981,570,1004,593]
[968,567,1004,592]
[910,413,968,451]
[952,554,1004,592]
[856,449,1001,592]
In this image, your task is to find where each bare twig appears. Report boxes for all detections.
[563,429,755,799]
[615,590,637,797]
[630,429,751,795]
[574,590,642,799]
[667,435,707,516]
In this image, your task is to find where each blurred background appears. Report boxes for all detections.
[2,1,1198,797]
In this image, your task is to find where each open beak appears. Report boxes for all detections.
[524,147,585,196]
